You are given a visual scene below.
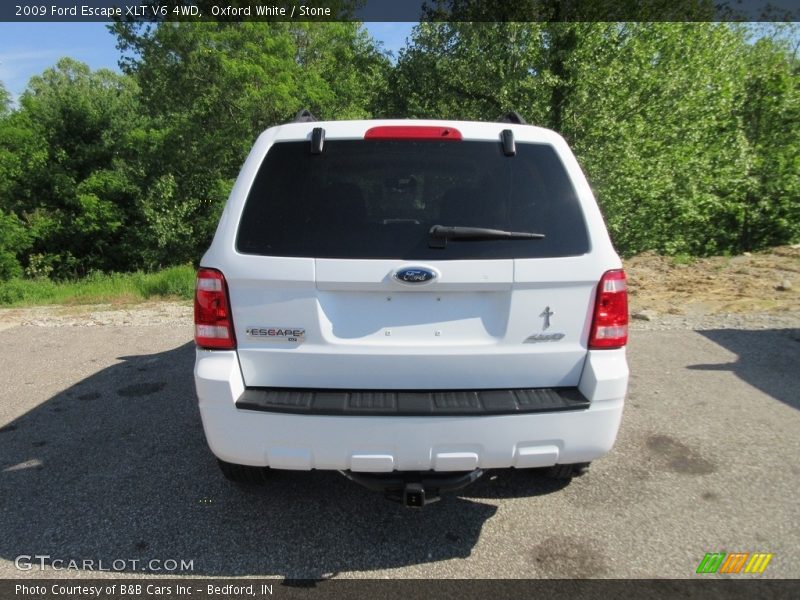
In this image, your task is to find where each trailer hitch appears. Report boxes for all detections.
[340,469,484,508]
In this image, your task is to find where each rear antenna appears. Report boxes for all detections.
[294,108,317,123]
[497,111,527,125]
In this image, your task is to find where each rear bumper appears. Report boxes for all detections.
[194,348,627,472]
[236,386,590,415]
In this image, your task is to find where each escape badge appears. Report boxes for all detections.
[246,327,305,342]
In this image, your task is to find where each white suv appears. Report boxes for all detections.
[193,112,629,506]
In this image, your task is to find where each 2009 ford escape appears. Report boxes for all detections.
[193,111,629,506]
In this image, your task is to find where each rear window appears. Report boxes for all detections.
[236,139,590,260]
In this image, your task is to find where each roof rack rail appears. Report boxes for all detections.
[294,109,317,123]
[497,111,527,125]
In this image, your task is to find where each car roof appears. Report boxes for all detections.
[261,119,565,145]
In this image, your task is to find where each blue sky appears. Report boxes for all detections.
[0,22,415,102]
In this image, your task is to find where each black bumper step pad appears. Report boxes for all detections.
[236,386,589,416]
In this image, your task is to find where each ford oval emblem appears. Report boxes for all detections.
[394,267,437,284]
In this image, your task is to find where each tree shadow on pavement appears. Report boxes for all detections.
[0,341,568,578]
[687,328,800,411]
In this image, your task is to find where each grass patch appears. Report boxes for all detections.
[0,265,196,307]
[671,254,696,266]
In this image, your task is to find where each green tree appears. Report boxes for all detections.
[111,22,390,267]
[1,58,142,277]
[387,22,798,256]
[0,210,31,279]
[564,23,752,255]
[737,31,800,250]
[0,82,10,116]
[386,23,549,120]
[0,86,49,279]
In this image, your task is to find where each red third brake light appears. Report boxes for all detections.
[364,126,463,141]
[589,270,628,349]
[194,268,236,350]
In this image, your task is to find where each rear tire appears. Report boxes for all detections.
[217,459,269,485]
[542,462,590,480]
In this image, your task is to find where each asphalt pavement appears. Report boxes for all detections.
[0,324,798,578]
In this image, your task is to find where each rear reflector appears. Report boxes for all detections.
[364,126,462,141]
[194,268,236,350]
[589,269,628,349]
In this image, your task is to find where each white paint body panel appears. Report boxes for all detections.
[195,348,627,470]
[195,119,629,470]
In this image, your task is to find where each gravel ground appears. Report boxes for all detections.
[629,312,800,331]
[0,324,798,579]
[0,302,193,331]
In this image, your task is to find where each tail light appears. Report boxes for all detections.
[194,268,236,349]
[589,269,628,349]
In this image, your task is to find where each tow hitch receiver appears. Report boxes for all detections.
[403,483,426,508]
[340,469,484,508]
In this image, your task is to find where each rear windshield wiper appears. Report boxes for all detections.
[429,225,545,248]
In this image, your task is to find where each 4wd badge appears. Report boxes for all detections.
[246,327,305,342]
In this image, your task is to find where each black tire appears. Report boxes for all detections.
[542,462,590,480]
[217,459,269,485]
